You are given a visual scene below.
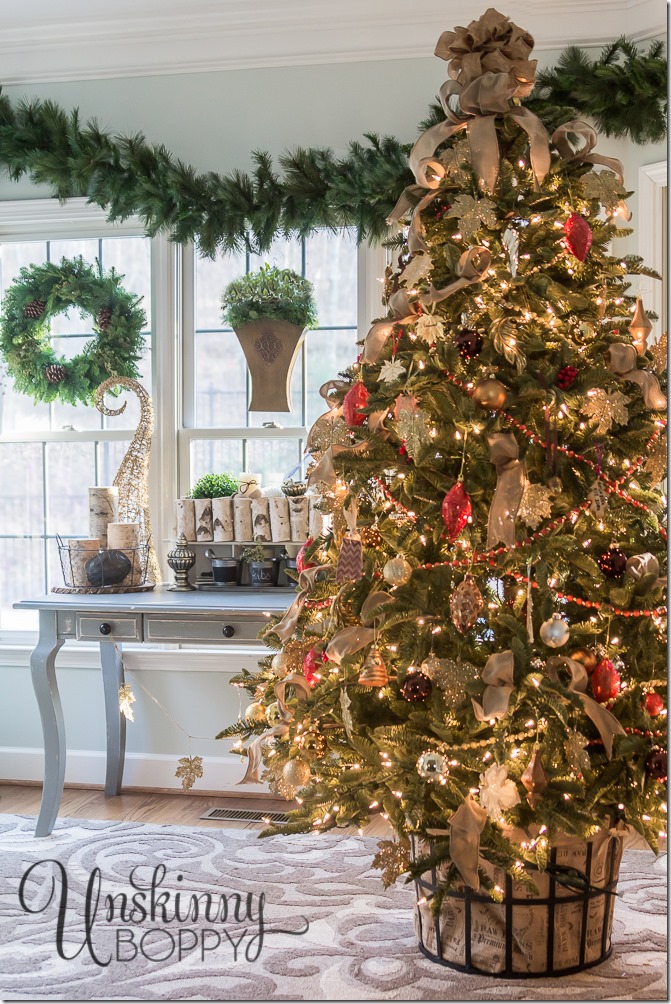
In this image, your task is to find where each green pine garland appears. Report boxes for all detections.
[0,256,146,405]
[0,38,665,255]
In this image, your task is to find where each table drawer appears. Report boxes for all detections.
[76,614,143,642]
[144,615,263,644]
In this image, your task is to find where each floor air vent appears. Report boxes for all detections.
[199,807,289,824]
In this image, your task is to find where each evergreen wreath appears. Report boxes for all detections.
[0,256,146,405]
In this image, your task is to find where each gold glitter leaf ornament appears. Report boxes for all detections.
[580,170,627,214]
[175,754,204,790]
[581,388,629,435]
[373,838,411,888]
[518,483,554,530]
[446,194,497,242]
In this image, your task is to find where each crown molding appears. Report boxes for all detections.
[0,0,665,85]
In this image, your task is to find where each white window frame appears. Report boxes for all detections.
[0,199,386,651]
[176,237,386,497]
[0,197,178,644]
[638,160,667,339]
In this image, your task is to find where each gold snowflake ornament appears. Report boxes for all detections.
[118,684,136,722]
[175,754,204,790]
[581,388,629,435]
[518,483,554,530]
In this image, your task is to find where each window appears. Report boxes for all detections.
[0,199,384,637]
[179,229,364,493]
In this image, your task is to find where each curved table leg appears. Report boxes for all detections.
[100,641,126,796]
[30,610,65,837]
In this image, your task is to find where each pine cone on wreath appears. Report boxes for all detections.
[96,306,113,331]
[24,299,46,320]
[45,363,67,385]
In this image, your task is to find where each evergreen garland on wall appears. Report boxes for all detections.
[0,38,665,255]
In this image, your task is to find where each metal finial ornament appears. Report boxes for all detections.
[629,297,653,354]
[95,377,161,583]
[167,534,197,591]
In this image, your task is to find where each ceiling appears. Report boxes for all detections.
[0,0,665,85]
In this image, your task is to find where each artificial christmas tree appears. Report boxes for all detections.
[220,8,667,976]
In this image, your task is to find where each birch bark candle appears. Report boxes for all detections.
[308,497,326,539]
[107,522,141,584]
[67,538,101,587]
[175,498,197,542]
[193,499,214,542]
[268,497,291,541]
[251,498,272,542]
[233,497,253,541]
[212,497,234,541]
[289,496,310,541]
[88,487,119,546]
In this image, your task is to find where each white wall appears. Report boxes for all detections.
[0,44,666,792]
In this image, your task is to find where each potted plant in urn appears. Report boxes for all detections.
[221,264,318,412]
[242,540,276,587]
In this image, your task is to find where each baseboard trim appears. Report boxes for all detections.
[0,747,268,794]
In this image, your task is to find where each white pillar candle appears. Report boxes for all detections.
[107,522,141,585]
[175,498,197,542]
[251,497,272,542]
[88,487,119,547]
[66,538,100,588]
[289,496,310,541]
[193,499,214,542]
[233,497,253,541]
[268,497,291,541]
[212,497,234,542]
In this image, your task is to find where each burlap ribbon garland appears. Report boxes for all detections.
[605,343,667,411]
[551,120,631,221]
[326,590,395,664]
[471,649,515,722]
[487,433,526,548]
[306,379,369,487]
[546,656,625,758]
[427,795,488,890]
[238,672,312,784]
[272,564,333,643]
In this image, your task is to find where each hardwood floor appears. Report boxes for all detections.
[0,782,393,836]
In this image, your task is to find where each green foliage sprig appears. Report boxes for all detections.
[0,38,664,255]
[221,264,318,329]
[0,256,146,405]
[188,472,239,498]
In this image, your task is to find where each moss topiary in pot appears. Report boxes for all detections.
[221,264,317,413]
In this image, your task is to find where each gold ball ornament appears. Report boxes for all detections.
[472,377,507,409]
[244,701,267,722]
[383,554,413,586]
[569,648,598,674]
[539,613,570,648]
[297,727,326,759]
[360,523,383,548]
[265,701,282,723]
[271,651,291,678]
[282,758,311,790]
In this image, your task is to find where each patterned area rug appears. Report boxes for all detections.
[0,814,666,1001]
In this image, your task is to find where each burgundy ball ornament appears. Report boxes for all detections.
[564,213,593,261]
[454,328,483,360]
[645,748,667,782]
[342,381,369,427]
[441,481,472,542]
[598,546,627,579]
[591,659,621,703]
[400,671,433,703]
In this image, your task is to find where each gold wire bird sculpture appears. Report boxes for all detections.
[95,377,161,584]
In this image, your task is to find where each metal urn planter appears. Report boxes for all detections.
[233,318,306,412]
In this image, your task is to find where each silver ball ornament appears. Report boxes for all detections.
[416,751,447,779]
[539,613,570,648]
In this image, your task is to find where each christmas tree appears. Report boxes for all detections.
[220,8,667,905]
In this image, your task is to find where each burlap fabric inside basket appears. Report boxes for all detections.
[414,826,625,975]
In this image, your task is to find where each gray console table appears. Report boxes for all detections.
[14,589,291,837]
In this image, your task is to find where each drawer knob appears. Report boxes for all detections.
[99,623,112,636]
[222,624,235,638]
